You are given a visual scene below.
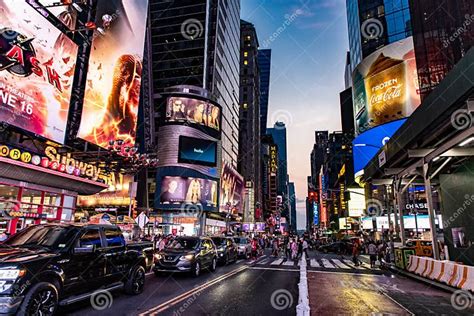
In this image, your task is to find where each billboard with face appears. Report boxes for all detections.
[219,163,244,214]
[353,36,420,135]
[159,176,218,208]
[166,97,221,132]
[77,0,148,148]
[0,0,78,143]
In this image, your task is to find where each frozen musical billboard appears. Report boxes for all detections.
[0,0,78,143]
[77,0,149,148]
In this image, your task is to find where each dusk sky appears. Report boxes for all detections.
[241,0,349,229]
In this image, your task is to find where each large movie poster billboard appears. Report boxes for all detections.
[219,163,244,214]
[166,97,221,131]
[78,0,148,148]
[0,0,78,143]
[352,36,420,135]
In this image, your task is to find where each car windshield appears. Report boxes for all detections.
[211,237,225,246]
[3,226,75,250]
[166,238,198,250]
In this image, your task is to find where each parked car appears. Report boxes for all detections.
[153,236,217,277]
[211,237,238,265]
[233,237,252,258]
[0,223,151,315]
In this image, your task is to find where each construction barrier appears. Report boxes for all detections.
[406,255,474,292]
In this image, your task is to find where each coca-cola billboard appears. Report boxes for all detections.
[352,37,421,135]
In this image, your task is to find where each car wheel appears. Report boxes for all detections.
[125,265,146,295]
[18,282,58,316]
[225,254,229,265]
[245,251,250,259]
[193,261,201,277]
[210,258,217,272]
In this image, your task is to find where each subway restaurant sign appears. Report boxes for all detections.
[0,145,102,180]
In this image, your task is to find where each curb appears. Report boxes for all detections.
[296,253,310,316]
[388,265,459,293]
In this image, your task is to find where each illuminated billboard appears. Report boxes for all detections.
[77,174,134,207]
[159,176,218,208]
[78,0,149,148]
[178,136,217,167]
[353,36,420,135]
[166,97,221,132]
[353,119,406,176]
[219,163,244,214]
[0,0,78,143]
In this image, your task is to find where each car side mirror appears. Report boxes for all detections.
[74,245,95,254]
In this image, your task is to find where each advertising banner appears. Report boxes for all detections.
[78,0,149,148]
[166,97,221,131]
[0,0,78,143]
[77,174,134,207]
[352,36,420,135]
[160,176,218,208]
[219,163,244,214]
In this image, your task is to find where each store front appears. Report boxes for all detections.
[0,149,108,235]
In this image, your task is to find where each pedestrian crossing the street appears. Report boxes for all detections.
[254,256,380,272]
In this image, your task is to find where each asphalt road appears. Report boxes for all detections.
[61,250,474,315]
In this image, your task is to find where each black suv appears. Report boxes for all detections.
[210,237,238,265]
[153,236,217,277]
[0,224,152,315]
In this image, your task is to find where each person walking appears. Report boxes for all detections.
[302,238,309,259]
[291,239,298,262]
[352,239,360,266]
[272,238,279,257]
[368,240,378,268]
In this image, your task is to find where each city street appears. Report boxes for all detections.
[61,250,473,315]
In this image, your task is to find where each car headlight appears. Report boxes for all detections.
[0,269,25,280]
[179,254,194,261]
[217,247,225,252]
[154,254,162,261]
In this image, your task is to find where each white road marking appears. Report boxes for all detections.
[332,259,351,269]
[282,260,295,266]
[321,259,336,268]
[270,258,284,265]
[310,259,320,267]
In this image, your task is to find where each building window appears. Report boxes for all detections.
[246,35,251,40]
[244,60,248,65]
[244,51,248,57]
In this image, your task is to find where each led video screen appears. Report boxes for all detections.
[77,0,149,148]
[159,176,218,207]
[166,97,221,132]
[0,0,78,143]
[178,136,217,167]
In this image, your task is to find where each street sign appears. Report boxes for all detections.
[135,212,149,229]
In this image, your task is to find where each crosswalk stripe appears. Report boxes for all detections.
[270,258,284,265]
[282,260,295,266]
[321,259,336,269]
[310,259,320,267]
[258,257,272,265]
[343,259,366,270]
[332,259,351,269]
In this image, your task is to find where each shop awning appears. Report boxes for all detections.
[0,157,108,195]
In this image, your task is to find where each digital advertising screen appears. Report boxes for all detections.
[0,0,78,143]
[219,163,244,214]
[159,176,218,208]
[353,119,406,177]
[77,174,133,207]
[178,136,217,167]
[166,97,221,132]
[352,36,420,135]
[77,0,149,148]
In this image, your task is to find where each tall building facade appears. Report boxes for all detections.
[409,0,474,99]
[258,49,272,135]
[288,182,297,232]
[310,131,328,190]
[148,0,240,168]
[239,20,262,222]
[144,0,241,235]
[267,122,288,197]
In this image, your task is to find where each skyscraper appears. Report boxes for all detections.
[258,49,272,135]
[239,20,262,222]
[288,182,297,232]
[267,122,288,197]
[148,0,240,167]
